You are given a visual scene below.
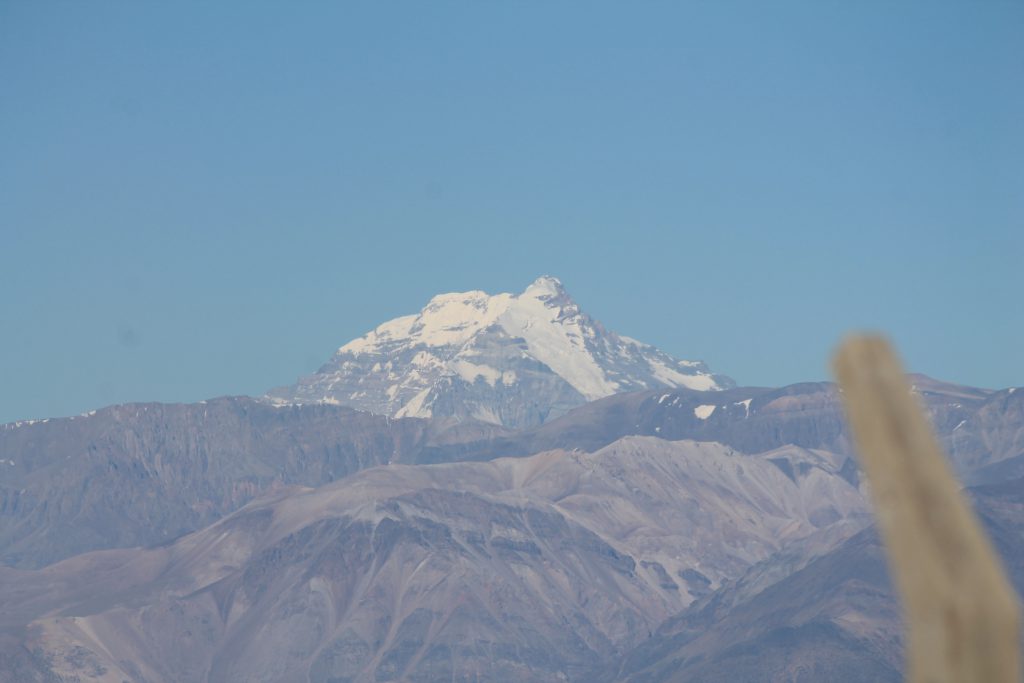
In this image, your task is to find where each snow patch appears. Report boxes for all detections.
[648,359,718,391]
[453,361,503,387]
[470,405,502,424]
[395,387,434,419]
[4,418,49,429]
[694,405,717,420]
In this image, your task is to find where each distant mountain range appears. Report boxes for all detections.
[0,438,868,682]
[267,276,732,428]
[0,277,1021,682]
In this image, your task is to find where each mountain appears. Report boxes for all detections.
[266,276,733,428]
[450,377,1018,484]
[0,398,507,569]
[616,528,901,683]
[614,477,1024,683]
[0,438,867,683]
[1,271,1020,681]
[2,378,1017,570]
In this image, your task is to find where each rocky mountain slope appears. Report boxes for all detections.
[7,434,1020,682]
[0,438,867,683]
[2,377,1018,571]
[615,477,1024,683]
[0,398,506,568]
[1,273,1020,681]
[456,377,1021,484]
[267,277,733,428]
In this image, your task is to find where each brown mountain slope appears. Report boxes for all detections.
[615,478,1024,683]
[0,437,866,683]
[0,397,506,568]
[2,377,1015,571]
[451,377,1018,482]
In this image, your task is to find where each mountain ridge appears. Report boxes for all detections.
[0,437,868,683]
[1,276,1020,681]
[2,376,1017,569]
[266,276,733,428]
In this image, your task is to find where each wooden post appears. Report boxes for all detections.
[833,335,1019,683]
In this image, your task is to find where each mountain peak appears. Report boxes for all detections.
[425,289,491,307]
[268,277,733,427]
[524,275,567,299]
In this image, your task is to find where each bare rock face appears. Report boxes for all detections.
[615,478,1024,683]
[0,438,866,683]
[0,397,508,569]
[267,277,732,428]
[617,528,902,683]
[946,386,1024,482]
[470,376,1019,483]
[1,376,1017,572]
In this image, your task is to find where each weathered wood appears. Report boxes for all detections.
[833,335,1020,683]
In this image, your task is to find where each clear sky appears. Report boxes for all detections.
[1,1,1021,423]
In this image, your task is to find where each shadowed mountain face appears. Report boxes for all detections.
[614,479,1024,683]
[0,438,867,683]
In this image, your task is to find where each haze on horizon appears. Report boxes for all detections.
[1,1,1021,424]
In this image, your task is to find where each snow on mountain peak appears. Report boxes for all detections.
[268,277,733,428]
[523,275,567,299]
[339,289,514,354]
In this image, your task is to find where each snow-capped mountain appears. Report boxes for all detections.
[267,276,734,428]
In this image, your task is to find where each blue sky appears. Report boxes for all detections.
[1,1,1022,423]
